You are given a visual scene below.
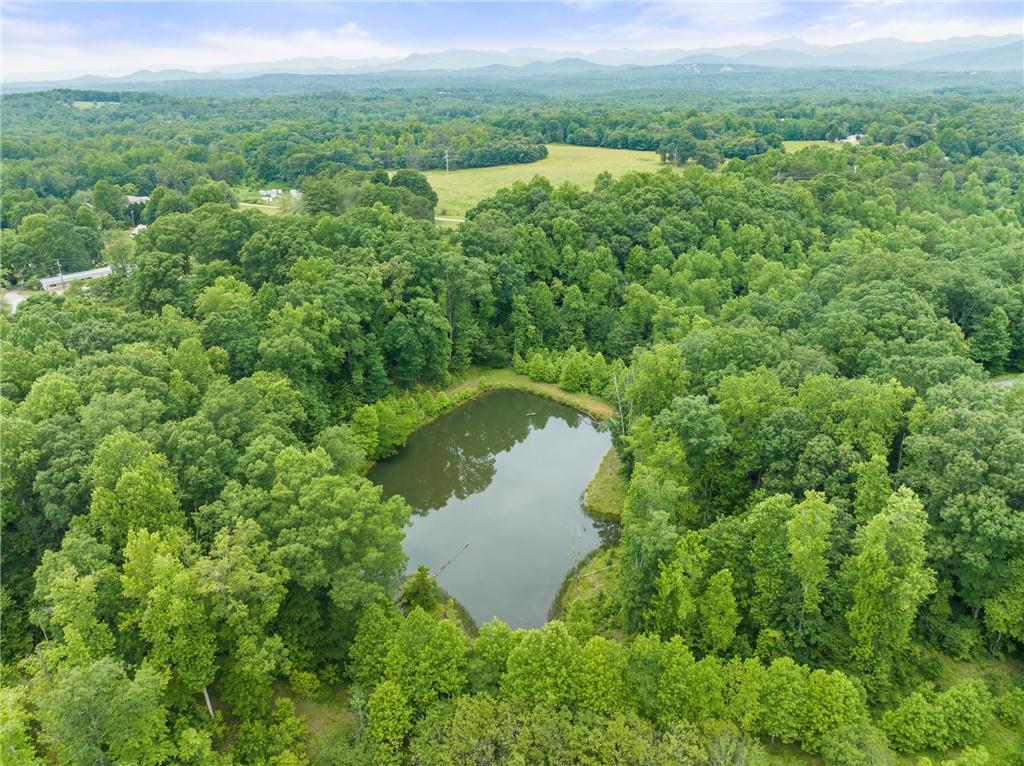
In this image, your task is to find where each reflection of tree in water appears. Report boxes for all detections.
[592,517,621,546]
[370,391,584,513]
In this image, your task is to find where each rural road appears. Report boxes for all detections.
[1,286,32,314]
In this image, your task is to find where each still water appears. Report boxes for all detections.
[368,389,614,628]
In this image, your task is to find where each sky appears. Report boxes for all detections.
[3,1,1022,81]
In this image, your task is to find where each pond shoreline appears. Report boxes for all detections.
[363,367,616,473]
[371,368,626,526]
[370,383,619,629]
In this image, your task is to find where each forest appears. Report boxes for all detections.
[1,72,1023,766]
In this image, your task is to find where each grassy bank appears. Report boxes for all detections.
[584,449,627,520]
[447,367,616,420]
[424,144,675,217]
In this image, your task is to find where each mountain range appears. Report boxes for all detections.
[6,34,1021,91]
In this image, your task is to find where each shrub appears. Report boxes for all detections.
[994,687,1024,727]
[820,721,894,766]
[882,681,992,754]
[289,670,322,699]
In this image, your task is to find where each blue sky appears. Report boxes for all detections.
[3,1,1021,80]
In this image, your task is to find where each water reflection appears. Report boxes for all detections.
[368,390,612,628]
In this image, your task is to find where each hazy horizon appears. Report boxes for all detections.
[4,1,1022,82]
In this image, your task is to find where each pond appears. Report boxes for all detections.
[368,389,616,628]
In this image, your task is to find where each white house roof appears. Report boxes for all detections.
[39,266,113,290]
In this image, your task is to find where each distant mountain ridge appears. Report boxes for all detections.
[897,41,1023,71]
[6,34,1020,90]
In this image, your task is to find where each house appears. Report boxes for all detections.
[131,223,147,236]
[839,134,864,145]
[258,188,283,199]
[39,266,113,293]
[126,195,150,205]
[720,65,735,73]
[290,189,302,199]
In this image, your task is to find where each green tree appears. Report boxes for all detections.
[0,687,45,765]
[700,569,740,654]
[502,621,580,709]
[969,307,1011,372]
[34,657,173,766]
[120,529,217,701]
[350,602,400,690]
[366,679,412,765]
[853,454,891,523]
[88,453,184,550]
[573,635,627,716]
[846,488,935,686]
[786,491,834,630]
[383,608,467,714]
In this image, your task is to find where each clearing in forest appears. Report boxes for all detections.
[782,139,842,152]
[424,144,674,217]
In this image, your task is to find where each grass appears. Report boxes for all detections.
[288,684,355,738]
[551,545,623,638]
[424,144,676,217]
[230,145,671,220]
[238,201,285,215]
[584,449,628,520]
[782,140,841,152]
[235,185,299,216]
[446,367,616,420]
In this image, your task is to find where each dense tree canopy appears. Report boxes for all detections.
[2,76,1022,766]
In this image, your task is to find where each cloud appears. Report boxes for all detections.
[804,1,1021,44]
[563,2,793,49]
[2,1,1020,81]
[2,15,405,80]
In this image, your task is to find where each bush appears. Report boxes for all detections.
[399,566,440,613]
[941,746,991,766]
[289,670,322,699]
[821,721,894,766]
[882,690,946,753]
[882,681,992,754]
[995,687,1024,727]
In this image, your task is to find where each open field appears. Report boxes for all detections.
[425,144,675,217]
[236,185,299,215]
[238,201,285,215]
[782,139,841,152]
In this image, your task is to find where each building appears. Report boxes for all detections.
[39,266,113,293]
[131,223,148,236]
[839,134,864,145]
[126,195,150,205]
